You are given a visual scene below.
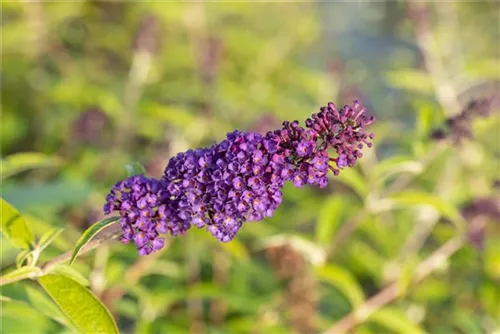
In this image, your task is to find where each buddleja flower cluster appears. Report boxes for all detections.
[430,98,494,144]
[104,101,375,255]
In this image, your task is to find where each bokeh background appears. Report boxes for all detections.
[1,1,499,333]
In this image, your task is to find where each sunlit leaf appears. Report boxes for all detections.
[125,162,146,177]
[38,228,65,252]
[16,249,32,268]
[220,238,250,261]
[1,298,52,333]
[0,295,12,302]
[50,264,90,286]
[368,307,425,334]
[0,152,61,180]
[412,278,450,303]
[0,266,42,285]
[25,285,75,329]
[144,103,196,128]
[69,216,120,266]
[141,260,182,278]
[0,198,34,249]
[316,196,345,246]
[347,240,386,281]
[373,156,424,184]
[315,264,365,307]
[464,59,500,79]
[25,215,72,251]
[186,282,221,299]
[388,191,464,224]
[334,168,368,199]
[485,238,500,280]
[386,70,434,94]
[452,309,484,334]
[38,274,118,334]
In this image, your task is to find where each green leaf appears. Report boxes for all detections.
[386,70,434,94]
[0,295,12,302]
[347,240,386,281]
[388,191,464,224]
[315,264,365,307]
[38,228,65,252]
[220,238,250,261]
[69,216,120,266]
[315,196,345,246]
[125,162,146,177]
[38,274,118,334]
[0,198,34,249]
[25,285,75,329]
[368,307,425,334]
[0,266,42,285]
[452,308,484,334]
[16,249,32,268]
[144,103,196,128]
[373,156,423,184]
[50,265,90,286]
[414,100,437,139]
[334,168,368,199]
[1,298,52,333]
[0,152,61,180]
[464,59,500,80]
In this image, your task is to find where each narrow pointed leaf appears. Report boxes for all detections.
[315,264,365,307]
[0,295,12,302]
[334,168,368,198]
[0,198,34,249]
[0,266,42,285]
[38,274,118,334]
[368,307,425,334]
[16,249,32,268]
[316,196,345,245]
[0,152,61,180]
[388,191,464,224]
[69,216,120,266]
[38,228,65,252]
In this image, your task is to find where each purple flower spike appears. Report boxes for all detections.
[104,100,375,255]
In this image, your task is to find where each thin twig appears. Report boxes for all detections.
[324,236,464,334]
[0,224,121,286]
[41,223,122,273]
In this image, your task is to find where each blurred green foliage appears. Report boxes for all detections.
[1,1,499,333]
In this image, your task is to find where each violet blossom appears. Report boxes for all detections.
[104,100,375,255]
